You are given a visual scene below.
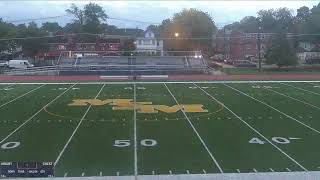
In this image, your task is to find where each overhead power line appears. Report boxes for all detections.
[6,15,69,23]
[1,32,320,42]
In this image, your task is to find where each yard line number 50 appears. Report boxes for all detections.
[114,139,157,147]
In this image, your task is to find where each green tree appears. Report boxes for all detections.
[159,8,216,54]
[265,33,298,67]
[0,19,17,53]
[66,3,108,34]
[41,22,62,33]
[17,22,49,61]
[66,4,85,25]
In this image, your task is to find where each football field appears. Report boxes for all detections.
[1,81,320,177]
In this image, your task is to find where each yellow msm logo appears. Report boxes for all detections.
[68,99,208,113]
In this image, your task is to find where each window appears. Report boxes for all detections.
[152,40,155,45]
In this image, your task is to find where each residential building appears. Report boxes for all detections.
[215,30,287,62]
[134,29,164,56]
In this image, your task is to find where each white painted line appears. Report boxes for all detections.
[133,83,138,177]
[269,168,275,172]
[0,84,45,109]
[225,84,320,135]
[253,168,258,173]
[54,84,106,167]
[1,81,320,86]
[289,137,301,140]
[286,168,292,172]
[265,87,320,111]
[64,172,68,177]
[195,83,308,171]
[164,83,224,173]
[236,169,240,173]
[202,169,206,174]
[99,171,102,176]
[0,84,76,144]
[281,82,320,96]
[0,84,15,90]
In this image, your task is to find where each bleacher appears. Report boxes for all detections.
[57,51,208,75]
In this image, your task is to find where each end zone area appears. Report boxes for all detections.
[1,81,320,177]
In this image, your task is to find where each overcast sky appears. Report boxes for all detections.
[0,1,319,29]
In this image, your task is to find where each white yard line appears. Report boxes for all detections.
[264,87,320,111]
[54,84,106,167]
[133,83,138,177]
[0,84,45,109]
[0,84,76,144]
[194,83,308,171]
[1,81,320,85]
[224,84,320,134]
[281,82,320,96]
[164,83,224,173]
[0,84,15,90]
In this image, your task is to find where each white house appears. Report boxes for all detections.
[296,42,320,64]
[134,29,163,56]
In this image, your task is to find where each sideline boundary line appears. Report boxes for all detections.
[1,80,320,85]
[164,83,224,173]
[54,84,106,167]
[0,84,76,144]
[0,84,45,109]
[224,84,320,134]
[194,83,307,171]
[281,82,320,96]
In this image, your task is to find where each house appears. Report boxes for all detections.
[296,42,320,64]
[134,29,164,56]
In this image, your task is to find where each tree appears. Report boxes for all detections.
[0,19,17,52]
[159,9,216,54]
[41,22,62,33]
[66,3,108,34]
[66,4,85,25]
[295,6,310,24]
[265,33,297,67]
[17,22,49,61]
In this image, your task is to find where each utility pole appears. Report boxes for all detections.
[257,19,262,72]
[223,27,226,60]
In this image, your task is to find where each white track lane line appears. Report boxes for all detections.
[133,83,138,177]
[164,83,224,173]
[281,82,320,96]
[1,81,320,85]
[194,83,308,171]
[264,87,320,110]
[54,84,106,167]
[0,84,76,144]
[0,84,45,109]
[224,84,320,134]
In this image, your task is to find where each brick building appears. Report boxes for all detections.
[215,29,275,62]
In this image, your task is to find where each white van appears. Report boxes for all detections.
[7,60,34,69]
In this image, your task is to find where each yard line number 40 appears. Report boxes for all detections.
[249,137,300,145]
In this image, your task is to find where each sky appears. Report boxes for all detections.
[0,1,319,30]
